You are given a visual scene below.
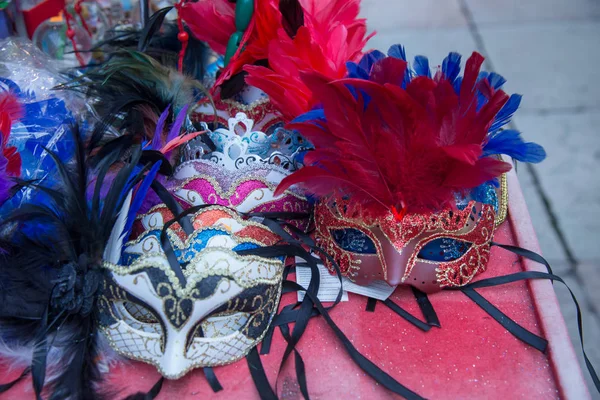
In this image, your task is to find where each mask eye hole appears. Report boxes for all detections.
[186,312,251,351]
[117,301,165,351]
[418,238,472,262]
[331,228,377,254]
[123,301,159,324]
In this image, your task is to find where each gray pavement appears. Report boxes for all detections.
[360,0,600,396]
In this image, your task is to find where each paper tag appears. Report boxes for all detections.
[296,261,349,303]
[342,278,397,301]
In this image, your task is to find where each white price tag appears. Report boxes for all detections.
[296,261,349,303]
[342,278,397,301]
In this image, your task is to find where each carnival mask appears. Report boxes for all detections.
[275,47,545,292]
[99,206,284,378]
[314,180,507,292]
[193,86,283,136]
[164,112,310,233]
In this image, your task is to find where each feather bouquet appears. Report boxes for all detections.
[276,46,546,216]
[0,125,160,399]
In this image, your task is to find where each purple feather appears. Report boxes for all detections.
[164,105,189,158]
[483,129,546,163]
[150,105,171,150]
[167,105,189,144]
[0,153,11,206]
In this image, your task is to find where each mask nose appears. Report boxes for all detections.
[354,227,409,285]
[160,330,190,379]
[354,227,441,293]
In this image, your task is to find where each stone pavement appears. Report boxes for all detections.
[359,0,600,396]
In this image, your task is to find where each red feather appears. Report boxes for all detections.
[243,0,372,121]
[277,52,513,213]
[0,92,23,138]
[0,92,23,177]
[213,0,282,91]
[181,0,236,55]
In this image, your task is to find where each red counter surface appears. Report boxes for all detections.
[0,169,591,399]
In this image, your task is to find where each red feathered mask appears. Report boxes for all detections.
[275,52,512,216]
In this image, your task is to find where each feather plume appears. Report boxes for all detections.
[0,125,162,399]
[243,0,373,121]
[103,190,133,264]
[121,161,163,242]
[90,13,210,82]
[413,55,431,78]
[181,0,236,55]
[58,51,205,150]
[483,129,546,163]
[166,104,189,145]
[150,105,171,151]
[277,48,545,214]
[489,94,521,132]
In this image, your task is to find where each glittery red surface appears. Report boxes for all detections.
[0,188,584,399]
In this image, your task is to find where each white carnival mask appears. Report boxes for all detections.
[99,205,284,378]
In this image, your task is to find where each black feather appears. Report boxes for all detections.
[138,7,174,52]
[220,71,248,100]
[220,59,269,99]
[57,51,207,152]
[279,0,305,38]
[0,125,159,399]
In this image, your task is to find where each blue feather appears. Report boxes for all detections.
[388,45,411,88]
[453,76,463,94]
[413,55,431,78]
[122,161,162,239]
[357,50,386,76]
[490,94,522,132]
[346,61,368,79]
[487,72,506,90]
[476,72,490,111]
[483,129,546,163]
[293,108,326,123]
[388,45,407,61]
[442,52,462,83]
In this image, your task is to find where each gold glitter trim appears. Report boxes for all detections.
[495,173,508,227]
[104,248,284,295]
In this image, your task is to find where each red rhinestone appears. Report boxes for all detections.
[66,29,75,39]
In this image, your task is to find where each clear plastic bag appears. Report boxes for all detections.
[0,38,82,212]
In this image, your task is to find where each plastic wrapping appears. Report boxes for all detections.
[0,38,82,212]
